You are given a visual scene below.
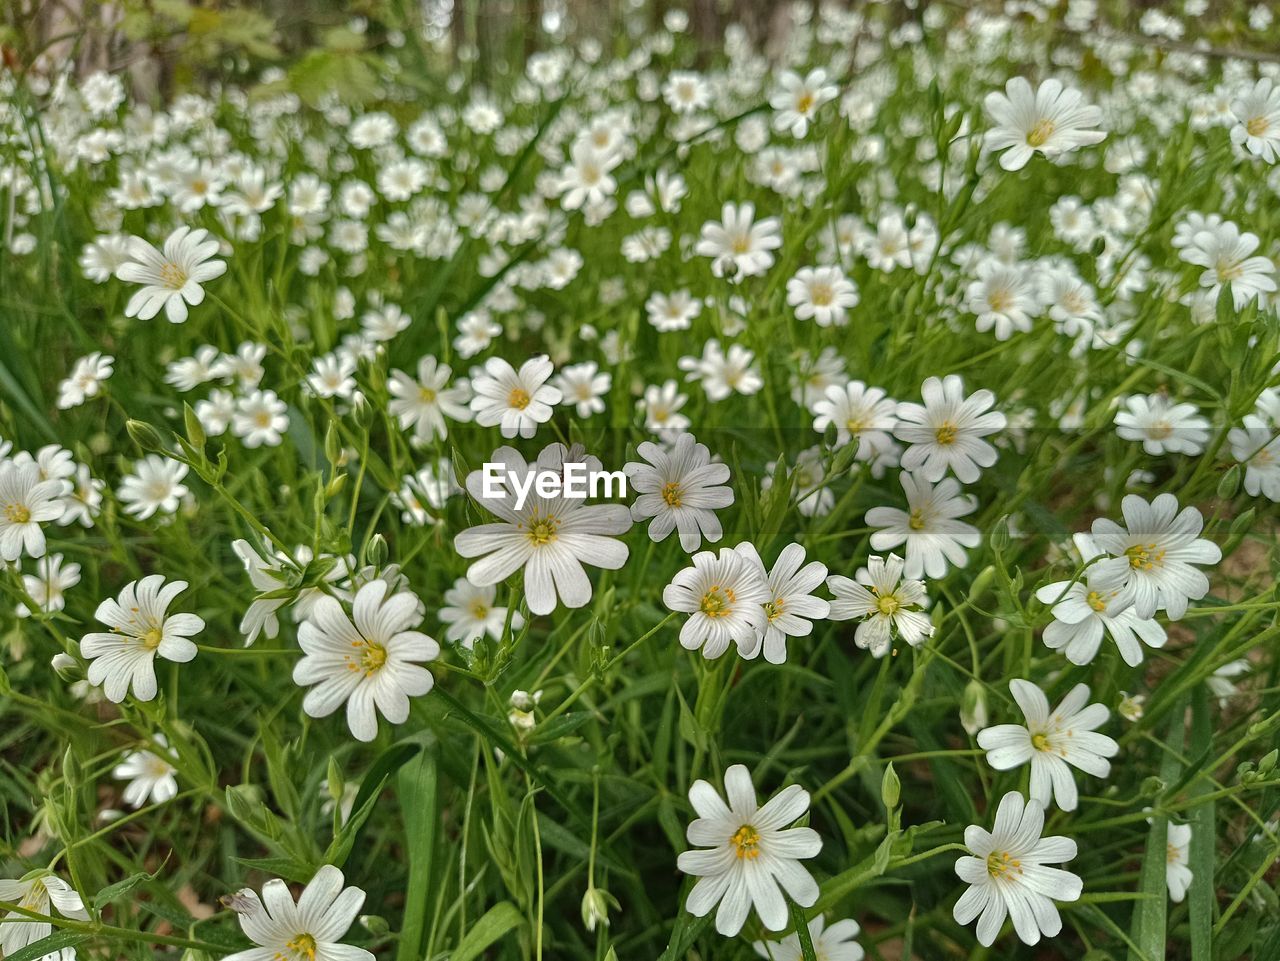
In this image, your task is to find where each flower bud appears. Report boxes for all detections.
[960,679,988,736]
[581,886,619,932]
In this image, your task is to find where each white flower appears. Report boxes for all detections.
[953,791,1082,946]
[1229,416,1280,500]
[115,226,227,323]
[0,875,89,957]
[811,381,898,461]
[388,356,473,442]
[894,375,1006,483]
[223,865,372,961]
[454,444,632,616]
[1166,823,1193,902]
[438,577,524,647]
[469,355,562,439]
[0,459,66,561]
[393,462,459,525]
[645,290,702,332]
[642,380,691,434]
[553,361,611,418]
[663,72,710,113]
[1115,394,1210,456]
[118,455,189,520]
[17,553,81,617]
[977,680,1118,812]
[695,202,783,280]
[983,77,1106,171]
[771,68,838,138]
[1036,534,1168,667]
[57,352,115,409]
[786,266,858,326]
[827,553,933,657]
[80,576,203,703]
[753,916,864,961]
[663,545,772,659]
[679,340,763,401]
[232,538,290,645]
[1089,494,1221,619]
[966,261,1038,340]
[866,472,980,579]
[735,542,830,664]
[294,579,439,742]
[625,432,734,552]
[113,734,179,808]
[233,389,289,448]
[557,141,620,210]
[677,764,822,937]
[1179,221,1277,309]
[307,354,357,400]
[1229,77,1280,163]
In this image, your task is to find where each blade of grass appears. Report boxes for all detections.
[1188,684,1215,959]
[1127,698,1187,961]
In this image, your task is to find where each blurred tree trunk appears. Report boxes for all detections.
[524,0,541,57]
[690,0,718,64]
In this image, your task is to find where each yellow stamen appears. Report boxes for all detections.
[508,387,531,410]
[1026,118,1056,147]
[4,503,30,524]
[986,849,1022,879]
[159,262,188,289]
[1125,543,1164,571]
[935,422,958,445]
[730,824,762,859]
[661,482,683,507]
[700,586,735,617]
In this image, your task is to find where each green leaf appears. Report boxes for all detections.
[1,931,92,961]
[231,856,316,884]
[91,871,153,910]
[1187,685,1215,958]
[529,711,595,744]
[449,901,524,961]
[1126,701,1187,961]
[394,738,437,961]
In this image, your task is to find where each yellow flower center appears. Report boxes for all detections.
[159,261,188,289]
[141,627,164,650]
[1086,590,1108,612]
[1215,259,1243,283]
[1246,116,1270,137]
[1026,118,1056,147]
[1125,543,1164,571]
[796,92,815,114]
[731,236,751,254]
[285,933,318,961]
[4,502,30,524]
[934,422,958,445]
[810,283,833,306]
[844,417,865,435]
[508,387,531,410]
[730,824,762,860]
[986,849,1022,879]
[699,585,736,617]
[1031,732,1050,752]
[525,514,560,546]
[661,482,683,507]
[346,639,388,676]
[876,594,900,615]
[987,288,1014,313]
[1166,842,1180,864]
[1147,422,1172,440]
[470,601,489,620]
[419,386,437,403]
[764,598,785,621]
[908,508,928,531]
